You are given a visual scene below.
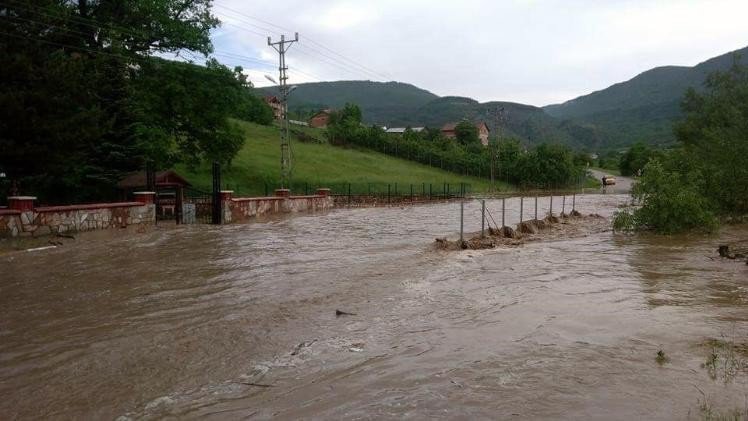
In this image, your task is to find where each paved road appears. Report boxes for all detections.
[588,168,635,193]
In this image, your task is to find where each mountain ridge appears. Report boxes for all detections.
[259,45,748,151]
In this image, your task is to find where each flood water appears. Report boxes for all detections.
[2,194,747,420]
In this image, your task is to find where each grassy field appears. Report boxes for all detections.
[177,121,503,196]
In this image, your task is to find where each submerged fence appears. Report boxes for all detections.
[456,192,582,241]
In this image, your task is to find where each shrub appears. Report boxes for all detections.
[613,159,718,234]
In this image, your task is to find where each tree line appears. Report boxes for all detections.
[0,0,273,204]
[614,61,748,233]
[325,104,590,189]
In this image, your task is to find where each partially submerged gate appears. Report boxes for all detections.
[181,187,214,224]
[137,163,222,225]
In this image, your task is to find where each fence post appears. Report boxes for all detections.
[460,200,464,245]
[348,183,351,206]
[429,183,432,200]
[502,197,506,227]
[447,183,450,199]
[562,195,566,215]
[481,199,486,238]
[211,162,222,225]
[573,193,576,212]
[534,195,538,220]
[549,195,553,217]
[388,184,391,205]
[176,186,183,225]
[395,182,398,197]
[422,182,425,198]
[410,184,413,202]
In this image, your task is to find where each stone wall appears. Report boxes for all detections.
[0,202,155,238]
[228,195,334,223]
[0,211,22,237]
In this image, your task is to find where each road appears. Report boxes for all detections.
[588,168,635,193]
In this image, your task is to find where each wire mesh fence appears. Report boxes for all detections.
[223,181,474,201]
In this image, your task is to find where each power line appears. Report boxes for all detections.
[7,0,388,82]
[220,20,380,81]
[0,29,144,62]
[1,6,324,83]
[214,4,389,80]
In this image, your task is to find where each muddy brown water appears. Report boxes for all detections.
[2,194,747,420]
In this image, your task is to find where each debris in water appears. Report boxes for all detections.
[718,245,747,260]
[291,339,317,355]
[55,233,75,240]
[336,309,357,316]
[434,213,609,251]
[656,349,669,365]
[26,245,57,253]
[240,382,274,388]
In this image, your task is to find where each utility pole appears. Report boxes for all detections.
[491,106,507,193]
[268,32,299,189]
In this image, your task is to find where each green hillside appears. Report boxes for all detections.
[260,80,438,125]
[177,121,497,196]
[264,81,604,151]
[406,97,604,150]
[544,45,748,148]
[266,45,748,152]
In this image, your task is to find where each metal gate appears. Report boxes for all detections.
[146,162,222,225]
[181,187,214,224]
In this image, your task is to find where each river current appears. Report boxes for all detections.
[2,194,747,419]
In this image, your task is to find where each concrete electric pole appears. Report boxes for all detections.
[491,106,507,192]
[268,32,298,189]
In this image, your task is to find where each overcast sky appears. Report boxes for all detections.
[206,0,748,106]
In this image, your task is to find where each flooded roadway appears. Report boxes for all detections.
[2,194,748,420]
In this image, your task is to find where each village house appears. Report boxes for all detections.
[263,96,282,120]
[441,121,491,146]
[384,127,426,134]
[309,109,332,128]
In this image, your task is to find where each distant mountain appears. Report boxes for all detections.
[544,46,748,148]
[262,82,603,150]
[259,80,438,124]
[260,45,748,151]
[405,97,603,150]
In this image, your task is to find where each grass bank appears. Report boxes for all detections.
[178,121,503,196]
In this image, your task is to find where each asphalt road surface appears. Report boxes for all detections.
[589,168,634,193]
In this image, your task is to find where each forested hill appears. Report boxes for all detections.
[262,82,606,151]
[260,80,438,124]
[543,46,748,148]
[263,45,748,151]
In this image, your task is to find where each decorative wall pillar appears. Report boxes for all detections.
[8,196,36,212]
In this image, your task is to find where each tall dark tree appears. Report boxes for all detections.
[675,61,748,213]
[0,0,221,202]
[454,120,479,146]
